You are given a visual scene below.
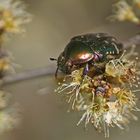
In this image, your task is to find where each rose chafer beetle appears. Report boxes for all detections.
[50,33,123,77]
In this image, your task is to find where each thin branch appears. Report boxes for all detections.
[123,34,140,48]
[0,65,56,86]
[1,34,140,86]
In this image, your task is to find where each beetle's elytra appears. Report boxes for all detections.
[50,33,124,77]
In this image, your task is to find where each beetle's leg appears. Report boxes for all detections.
[78,63,89,88]
[83,63,89,76]
[80,63,89,85]
[55,67,59,78]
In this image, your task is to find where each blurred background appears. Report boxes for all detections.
[1,0,140,140]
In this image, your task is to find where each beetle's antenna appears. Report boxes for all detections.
[50,57,57,61]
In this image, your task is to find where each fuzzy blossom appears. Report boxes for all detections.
[110,0,140,24]
[0,90,10,109]
[106,59,137,85]
[104,101,138,131]
[0,91,21,133]
[76,85,138,137]
[0,0,31,34]
[0,48,16,77]
[133,0,140,8]
[0,106,21,133]
[0,57,11,74]
[56,49,140,137]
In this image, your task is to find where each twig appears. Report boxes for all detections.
[0,65,56,86]
[123,34,140,49]
[1,34,140,86]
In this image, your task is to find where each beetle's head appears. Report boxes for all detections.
[50,52,73,78]
[57,52,73,74]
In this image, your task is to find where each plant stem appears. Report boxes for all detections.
[0,65,56,85]
[123,34,140,48]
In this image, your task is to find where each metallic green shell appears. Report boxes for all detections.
[64,33,123,62]
[57,33,123,74]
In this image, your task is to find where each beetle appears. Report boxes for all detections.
[50,33,124,77]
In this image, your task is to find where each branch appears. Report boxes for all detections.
[1,34,140,86]
[0,65,56,86]
[123,34,140,49]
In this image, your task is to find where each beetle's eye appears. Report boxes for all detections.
[60,57,66,65]
[58,55,65,65]
[61,57,65,61]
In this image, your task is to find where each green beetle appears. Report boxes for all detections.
[50,33,124,77]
